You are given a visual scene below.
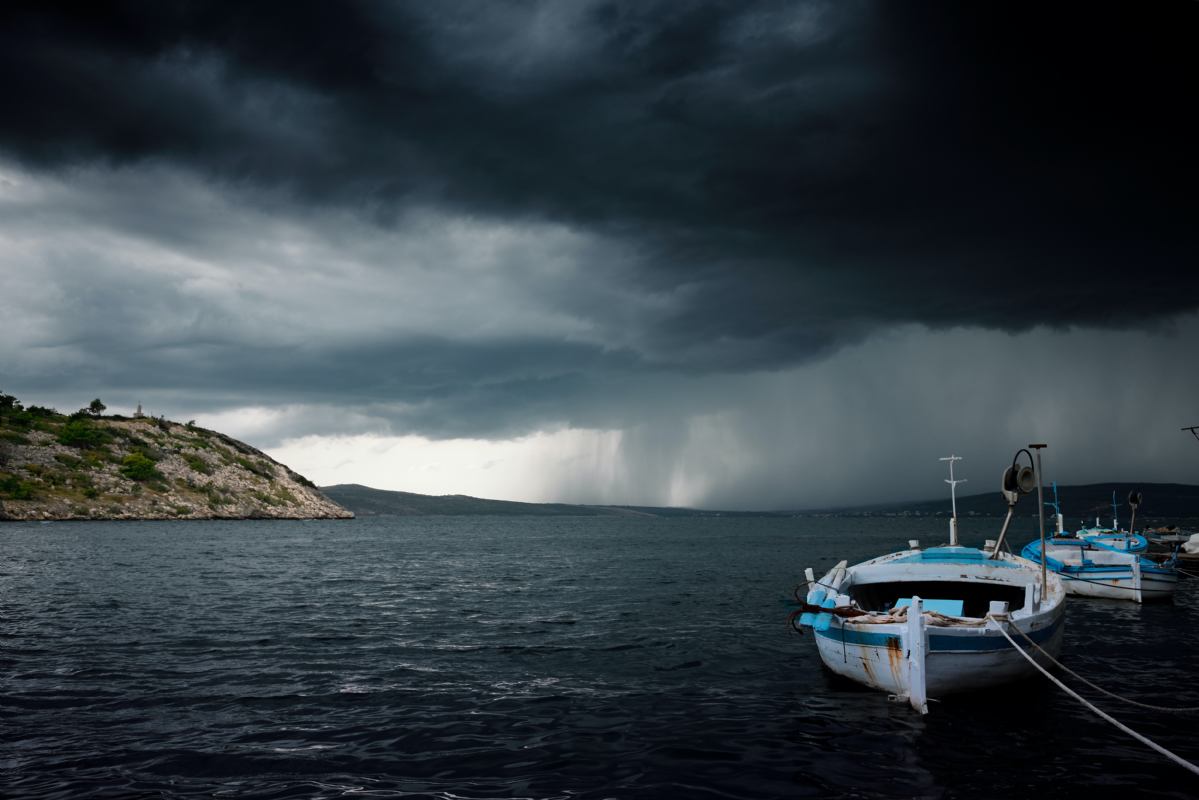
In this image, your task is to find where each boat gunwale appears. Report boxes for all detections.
[820,546,1065,628]
[817,606,1064,650]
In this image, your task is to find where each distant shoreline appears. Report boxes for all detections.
[320,482,1199,521]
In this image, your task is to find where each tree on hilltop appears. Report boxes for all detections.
[87,398,106,416]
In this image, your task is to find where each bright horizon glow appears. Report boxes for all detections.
[267,429,631,505]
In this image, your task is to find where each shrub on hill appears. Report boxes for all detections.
[120,452,161,482]
[58,419,112,448]
[0,474,36,500]
[185,454,212,475]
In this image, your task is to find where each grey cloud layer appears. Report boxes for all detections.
[3,162,730,442]
[5,1,1197,360]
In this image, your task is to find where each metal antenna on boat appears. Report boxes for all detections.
[940,454,966,546]
[1030,444,1048,598]
[1110,490,1122,531]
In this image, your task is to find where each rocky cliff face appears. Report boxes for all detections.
[0,411,352,521]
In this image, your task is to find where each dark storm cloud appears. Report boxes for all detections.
[5,0,1197,374]
[5,1,1199,510]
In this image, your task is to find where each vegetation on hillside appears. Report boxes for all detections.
[0,390,347,520]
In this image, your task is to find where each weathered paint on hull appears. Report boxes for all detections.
[813,608,1065,697]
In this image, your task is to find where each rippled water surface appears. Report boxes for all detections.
[3,516,1197,798]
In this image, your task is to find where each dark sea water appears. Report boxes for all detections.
[3,516,1197,799]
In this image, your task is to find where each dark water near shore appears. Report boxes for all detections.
[3,516,1197,799]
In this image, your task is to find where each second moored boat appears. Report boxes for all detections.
[1020,488,1178,603]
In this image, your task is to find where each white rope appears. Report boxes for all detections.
[987,618,1199,777]
[1004,624,1199,713]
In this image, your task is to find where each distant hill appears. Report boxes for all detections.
[321,484,788,518]
[0,392,352,521]
[810,482,1199,520]
[321,484,619,517]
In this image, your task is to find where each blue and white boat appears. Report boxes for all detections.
[793,450,1066,713]
[1074,490,1148,553]
[1021,489,1178,602]
[1020,537,1177,603]
[1078,527,1149,554]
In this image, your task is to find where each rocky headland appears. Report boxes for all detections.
[0,393,352,521]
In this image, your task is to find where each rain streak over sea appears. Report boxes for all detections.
[3,516,1198,799]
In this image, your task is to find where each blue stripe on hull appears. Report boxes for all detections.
[815,612,1063,652]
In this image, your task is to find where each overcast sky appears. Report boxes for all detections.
[3,2,1198,509]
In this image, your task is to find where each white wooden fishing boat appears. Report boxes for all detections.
[800,545,1065,713]
[793,448,1066,713]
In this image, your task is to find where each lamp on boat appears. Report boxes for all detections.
[1002,463,1036,503]
[990,451,1036,558]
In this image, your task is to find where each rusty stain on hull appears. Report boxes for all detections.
[885,636,904,685]
[860,646,876,684]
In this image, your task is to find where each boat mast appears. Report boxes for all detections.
[1030,444,1048,598]
[1045,481,1063,535]
[1127,489,1142,541]
[1110,490,1121,531]
[940,454,966,546]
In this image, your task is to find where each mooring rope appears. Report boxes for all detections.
[1003,622,1199,713]
[794,578,843,600]
[796,568,856,597]
[987,619,1199,777]
[1176,565,1199,579]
